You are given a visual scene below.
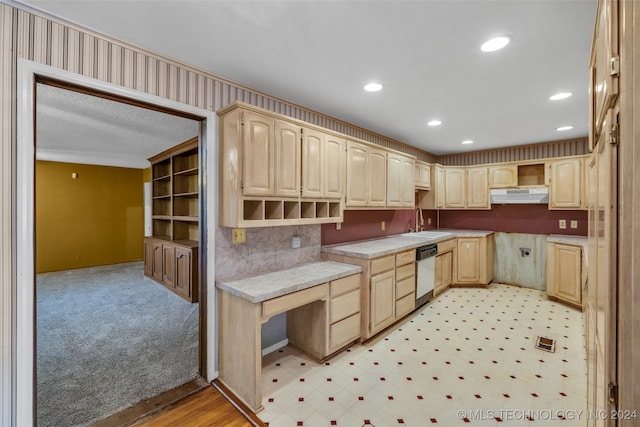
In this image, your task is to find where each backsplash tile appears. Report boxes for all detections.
[215,225,321,281]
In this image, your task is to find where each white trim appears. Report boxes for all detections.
[15,59,218,426]
[261,339,289,357]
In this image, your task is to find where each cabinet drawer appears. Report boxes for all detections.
[330,274,360,297]
[262,283,328,320]
[331,289,360,323]
[396,276,415,299]
[438,238,456,253]
[370,255,395,275]
[395,263,415,281]
[395,292,415,318]
[330,312,360,350]
[396,250,415,267]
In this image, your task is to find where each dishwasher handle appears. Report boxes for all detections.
[416,244,438,260]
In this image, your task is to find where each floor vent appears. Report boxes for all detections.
[535,336,556,352]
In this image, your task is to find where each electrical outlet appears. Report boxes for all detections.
[336,222,341,230]
[291,236,301,249]
[559,219,566,229]
[381,221,386,231]
[570,220,578,229]
[427,217,432,225]
[232,228,246,244]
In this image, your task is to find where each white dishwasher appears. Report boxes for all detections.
[415,243,437,309]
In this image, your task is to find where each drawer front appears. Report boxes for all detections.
[370,255,395,276]
[396,250,415,267]
[330,312,360,350]
[396,276,415,299]
[395,292,415,318]
[331,289,360,323]
[262,283,328,321]
[330,274,360,297]
[438,238,456,253]
[395,263,415,281]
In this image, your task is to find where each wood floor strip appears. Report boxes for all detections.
[91,378,208,427]
[131,382,263,427]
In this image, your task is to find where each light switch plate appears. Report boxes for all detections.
[570,220,578,229]
[559,220,566,229]
[291,236,301,249]
[232,228,246,244]
[381,221,386,231]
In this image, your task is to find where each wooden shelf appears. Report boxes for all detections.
[145,137,200,303]
[236,198,342,226]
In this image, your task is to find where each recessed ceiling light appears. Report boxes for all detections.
[556,125,574,131]
[364,82,383,92]
[481,36,512,52]
[549,92,572,101]
[427,120,442,127]
[461,140,474,145]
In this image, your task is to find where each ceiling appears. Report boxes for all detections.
[19,0,596,158]
[36,84,199,169]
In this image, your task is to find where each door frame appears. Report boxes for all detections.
[15,59,218,425]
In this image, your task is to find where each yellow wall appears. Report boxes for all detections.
[36,161,144,273]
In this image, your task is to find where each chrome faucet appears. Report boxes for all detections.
[415,207,424,232]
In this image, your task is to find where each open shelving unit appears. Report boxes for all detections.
[144,137,200,303]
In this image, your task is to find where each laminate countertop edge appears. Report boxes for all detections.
[216,261,363,303]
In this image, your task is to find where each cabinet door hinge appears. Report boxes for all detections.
[240,180,244,190]
[610,56,620,76]
[240,114,245,126]
[609,123,619,145]
[608,382,618,406]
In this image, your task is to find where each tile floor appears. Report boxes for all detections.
[258,284,587,426]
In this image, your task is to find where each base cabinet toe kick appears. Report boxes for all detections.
[216,265,362,411]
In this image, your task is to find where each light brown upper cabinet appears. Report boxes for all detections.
[346,140,387,208]
[589,0,618,150]
[548,157,583,209]
[242,112,276,196]
[488,164,517,188]
[416,164,446,210]
[467,166,490,209]
[324,135,347,199]
[444,167,466,208]
[218,102,343,227]
[301,127,346,199]
[414,160,431,190]
[387,152,415,208]
[275,119,301,197]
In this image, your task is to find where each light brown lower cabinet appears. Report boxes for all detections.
[322,249,416,340]
[434,250,453,297]
[546,242,585,308]
[143,237,199,303]
[453,235,494,286]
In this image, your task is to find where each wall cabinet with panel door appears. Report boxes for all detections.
[434,238,455,297]
[417,163,444,210]
[387,152,416,208]
[546,241,585,308]
[548,157,583,209]
[444,167,466,208]
[346,140,388,208]
[467,166,490,209]
[218,102,343,227]
[453,234,494,286]
[415,160,431,190]
[488,164,518,188]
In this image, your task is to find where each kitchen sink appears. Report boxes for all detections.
[400,231,453,239]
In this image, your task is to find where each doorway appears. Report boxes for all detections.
[15,60,218,426]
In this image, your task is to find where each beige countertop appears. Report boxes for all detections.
[547,234,589,262]
[321,229,494,259]
[216,260,363,303]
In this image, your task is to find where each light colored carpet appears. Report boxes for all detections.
[36,261,199,427]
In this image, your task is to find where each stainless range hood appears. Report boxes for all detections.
[490,188,549,204]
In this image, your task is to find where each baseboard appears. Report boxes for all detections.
[261,339,288,356]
